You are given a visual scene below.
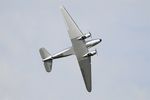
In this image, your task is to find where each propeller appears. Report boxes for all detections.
[89,32,92,38]
[95,49,98,56]
[87,29,92,38]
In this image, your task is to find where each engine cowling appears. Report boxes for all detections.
[86,39,102,48]
[78,32,91,40]
[83,50,97,57]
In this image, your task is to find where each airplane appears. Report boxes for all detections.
[39,6,102,92]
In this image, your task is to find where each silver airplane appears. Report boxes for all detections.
[39,6,102,92]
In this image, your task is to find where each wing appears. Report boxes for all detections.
[78,57,92,92]
[61,6,92,92]
[60,6,83,39]
[71,38,92,92]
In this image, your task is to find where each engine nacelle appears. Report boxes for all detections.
[86,39,102,48]
[78,32,91,40]
[83,50,97,57]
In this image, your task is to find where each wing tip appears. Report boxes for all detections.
[60,5,66,11]
[60,5,69,15]
[86,85,92,92]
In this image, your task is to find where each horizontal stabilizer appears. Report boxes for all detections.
[39,48,51,59]
[43,60,53,72]
[39,48,53,72]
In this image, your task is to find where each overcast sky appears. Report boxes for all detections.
[0,0,150,100]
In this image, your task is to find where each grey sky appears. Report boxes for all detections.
[0,0,150,100]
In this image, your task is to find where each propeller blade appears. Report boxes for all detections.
[89,32,92,38]
[95,49,98,56]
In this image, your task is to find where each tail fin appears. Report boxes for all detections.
[39,48,53,72]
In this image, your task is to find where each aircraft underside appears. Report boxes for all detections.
[39,6,102,92]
